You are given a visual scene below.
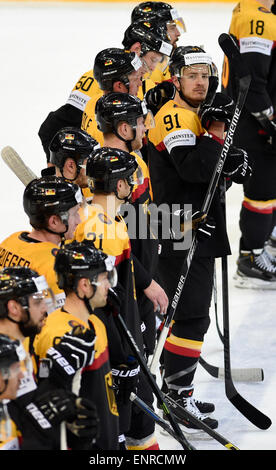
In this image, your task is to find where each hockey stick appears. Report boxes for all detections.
[113,312,195,450]
[213,263,224,344]
[163,393,239,450]
[150,33,251,375]
[200,187,264,383]
[129,392,184,445]
[220,180,271,430]
[199,356,264,382]
[1,146,37,186]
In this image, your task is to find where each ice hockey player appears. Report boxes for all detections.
[81,48,144,146]
[147,45,251,430]
[221,0,276,289]
[0,176,83,310]
[74,146,160,450]
[34,240,122,450]
[48,127,100,204]
[0,266,98,449]
[122,18,173,99]
[95,92,168,356]
[130,1,186,83]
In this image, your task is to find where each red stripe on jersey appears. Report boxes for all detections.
[115,242,131,265]
[83,346,109,371]
[156,141,166,152]
[132,177,150,203]
[242,200,273,214]
[164,341,201,358]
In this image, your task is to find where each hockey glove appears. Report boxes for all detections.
[223,145,252,184]
[112,357,140,405]
[30,389,77,427]
[46,325,96,387]
[66,397,99,440]
[170,209,209,237]
[145,81,176,115]
[252,107,276,149]
[199,92,235,131]
[196,215,216,242]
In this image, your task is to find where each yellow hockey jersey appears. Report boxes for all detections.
[0,232,65,310]
[66,69,102,112]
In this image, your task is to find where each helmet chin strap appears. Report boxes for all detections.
[44,212,69,246]
[114,129,136,153]
[6,299,37,338]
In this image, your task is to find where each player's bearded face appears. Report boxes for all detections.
[179,64,209,107]
[19,295,48,337]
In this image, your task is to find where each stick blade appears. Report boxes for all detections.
[218,33,251,79]
[1,146,37,186]
[226,382,272,430]
[219,367,264,383]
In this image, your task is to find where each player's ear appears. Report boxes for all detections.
[129,42,141,56]
[171,75,180,91]
[7,299,23,322]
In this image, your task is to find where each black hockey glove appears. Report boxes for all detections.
[171,209,210,237]
[32,389,99,441]
[112,357,140,405]
[252,107,276,149]
[145,81,176,115]
[199,92,235,131]
[30,389,77,427]
[66,397,99,440]
[46,325,96,387]
[192,212,216,242]
[223,145,252,184]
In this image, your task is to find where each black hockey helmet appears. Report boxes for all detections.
[0,335,24,371]
[0,266,50,318]
[122,19,173,57]
[131,2,185,32]
[93,48,142,92]
[86,147,138,195]
[54,240,117,292]
[49,127,100,171]
[169,45,213,77]
[23,176,83,230]
[95,92,154,134]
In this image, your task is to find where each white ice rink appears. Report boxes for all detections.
[0,1,275,452]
